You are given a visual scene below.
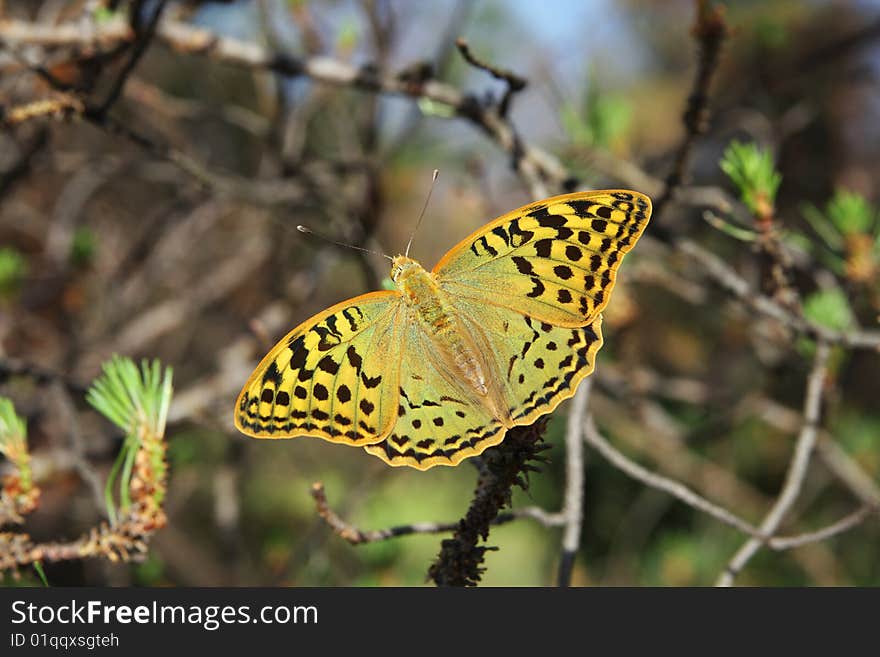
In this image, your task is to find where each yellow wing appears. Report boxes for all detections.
[434,190,651,327]
[234,291,403,447]
[454,299,605,426]
[364,320,506,470]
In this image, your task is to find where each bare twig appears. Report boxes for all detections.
[652,0,728,226]
[455,37,526,117]
[679,239,880,350]
[583,415,762,538]
[87,0,169,119]
[816,440,880,510]
[717,341,832,586]
[0,94,84,127]
[744,395,880,509]
[768,507,874,551]
[310,481,562,545]
[582,406,871,559]
[557,380,590,587]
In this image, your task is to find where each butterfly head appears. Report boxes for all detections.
[390,255,423,284]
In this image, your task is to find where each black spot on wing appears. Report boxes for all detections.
[534,239,552,258]
[471,235,498,257]
[508,218,535,247]
[567,199,597,217]
[536,214,567,229]
[262,361,283,386]
[512,256,534,275]
[314,314,343,351]
[526,277,545,298]
[346,346,363,371]
[361,372,382,388]
[317,354,339,374]
[341,306,363,332]
[554,265,573,280]
[491,225,511,247]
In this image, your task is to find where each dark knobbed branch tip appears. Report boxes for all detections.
[428,419,549,586]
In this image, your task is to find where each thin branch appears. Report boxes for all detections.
[582,415,762,539]
[455,36,527,117]
[311,434,868,556]
[679,239,880,350]
[557,380,590,587]
[744,395,880,509]
[426,421,549,586]
[816,440,880,510]
[0,94,84,127]
[310,482,561,545]
[717,340,832,586]
[582,409,871,558]
[87,0,169,120]
[652,0,728,226]
[767,506,874,551]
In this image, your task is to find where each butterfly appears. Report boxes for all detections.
[235,190,651,470]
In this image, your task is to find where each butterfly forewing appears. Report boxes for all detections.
[234,292,403,446]
[435,191,651,327]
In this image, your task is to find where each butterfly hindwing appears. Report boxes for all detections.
[364,324,503,469]
[435,191,651,327]
[452,299,604,426]
[235,292,403,446]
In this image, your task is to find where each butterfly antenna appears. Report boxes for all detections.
[404,169,440,258]
[296,226,393,261]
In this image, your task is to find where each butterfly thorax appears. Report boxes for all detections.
[391,255,493,400]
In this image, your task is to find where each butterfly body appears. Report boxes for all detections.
[394,255,496,403]
[236,190,651,470]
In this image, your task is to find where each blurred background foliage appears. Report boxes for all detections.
[1,0,879,586]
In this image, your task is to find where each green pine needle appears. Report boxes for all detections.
[826,189,877,236]
[0,397,30,490]
[0,397,27,450]
[32,561,49,586]
[803,289,854,332]
[0,247,27,298]
[86,356,173,523]
[720,140,782,217]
